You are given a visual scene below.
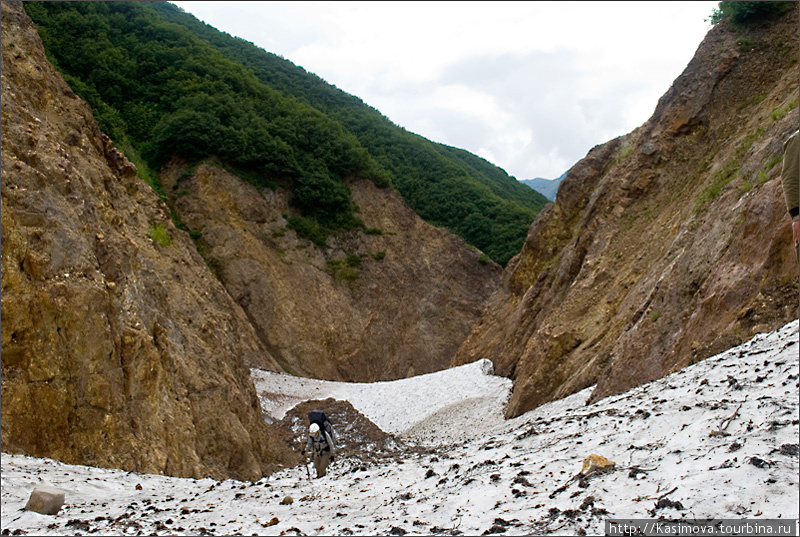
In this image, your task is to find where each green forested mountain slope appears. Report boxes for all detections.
[146,3,546,207]
[26,1,548,265]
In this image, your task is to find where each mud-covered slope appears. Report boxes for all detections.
[160,159,501,381]
[0,1,293,481]
[453,7,799,418]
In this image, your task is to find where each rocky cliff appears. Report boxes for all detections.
[453,7,799,418]
[1,1,294,481]
[159,159,501,381]
[1,0,501,480]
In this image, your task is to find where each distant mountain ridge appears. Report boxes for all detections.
[519,172,566,201]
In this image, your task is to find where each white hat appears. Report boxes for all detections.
[309,423,320,435]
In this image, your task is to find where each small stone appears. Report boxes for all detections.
[749,457,772,468]
[280,496,293,505]
[581,454,616,476]
[24,486,65,515]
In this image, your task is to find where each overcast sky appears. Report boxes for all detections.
[172,1,719,180]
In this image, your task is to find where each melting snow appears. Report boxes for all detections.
[2,321,798,535]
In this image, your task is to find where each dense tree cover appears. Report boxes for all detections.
[25,1,379,233]
[26,1,549,264]
[149,2,549,264]
[710,1,794,27]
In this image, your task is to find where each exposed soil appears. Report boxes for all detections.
[275,398,438,469]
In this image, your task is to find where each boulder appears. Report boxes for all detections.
[24,486,65,515]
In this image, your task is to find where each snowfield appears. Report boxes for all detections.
[2,321,798,536]
[251,356,512,444]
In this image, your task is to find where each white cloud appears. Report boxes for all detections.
[431,84,512,127]
[173,1,719,178]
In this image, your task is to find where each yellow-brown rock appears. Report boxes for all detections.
[1,1,293,481]
[453,7,799,418]
[159,160,501,382]
[581,455,616,477]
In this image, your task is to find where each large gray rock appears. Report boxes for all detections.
[24,486,65,515]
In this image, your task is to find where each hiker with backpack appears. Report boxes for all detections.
[302,410,337,478]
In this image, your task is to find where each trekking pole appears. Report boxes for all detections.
[298,437,311,481]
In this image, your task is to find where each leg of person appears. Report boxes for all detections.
[316,452,331,477]
[313,454,323,478]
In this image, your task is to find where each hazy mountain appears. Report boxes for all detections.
[519,171,567,201]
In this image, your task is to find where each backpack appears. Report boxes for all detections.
[308,410,335,446]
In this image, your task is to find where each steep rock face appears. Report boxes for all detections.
[453,8,799,418]
[160,160,502,381]
[1,2,294,481]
